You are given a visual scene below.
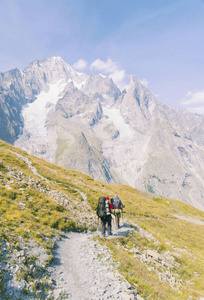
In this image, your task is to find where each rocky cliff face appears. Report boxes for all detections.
[0,57,203,210]
[0,69,27,143]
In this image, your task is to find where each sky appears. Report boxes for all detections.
[0,0,204,114]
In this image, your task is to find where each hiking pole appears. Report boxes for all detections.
[97,217,100,234]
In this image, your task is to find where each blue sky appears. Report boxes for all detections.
[0,0,204,114]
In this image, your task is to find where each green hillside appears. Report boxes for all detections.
[0,139,204,300]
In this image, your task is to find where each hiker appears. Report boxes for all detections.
[112,194,123,229]
[96,196,113,237]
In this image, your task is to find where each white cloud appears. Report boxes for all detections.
[72,59,88,71]
[90,58,118,73]
[90,58,128,90]
[109,70,126,85]
[139,78,149,87]
[181,90,204,115]
[181,90,204,105]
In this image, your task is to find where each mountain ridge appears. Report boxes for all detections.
[0,56,203,210]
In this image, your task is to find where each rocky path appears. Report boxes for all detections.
[8,150,49,181]
[48,229,138,300]
[8,150,139,299]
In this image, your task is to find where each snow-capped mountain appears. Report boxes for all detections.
[0,57,204,211]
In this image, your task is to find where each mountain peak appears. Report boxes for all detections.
[127,75,158,107]
[22,56,87,87]
[24,56,73,73]
[42,56,73,71]
[50,56,63,61]
[129,75,148,91]
[43,56,69,66]
[130,75,140,85]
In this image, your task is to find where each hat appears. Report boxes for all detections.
[106,197,110,200]
[114,194,118,198]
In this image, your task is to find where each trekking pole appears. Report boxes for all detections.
[97,218,100,234]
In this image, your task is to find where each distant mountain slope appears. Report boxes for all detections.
[0,57,203,210]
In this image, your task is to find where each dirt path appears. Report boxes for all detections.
[8,150,50,181]
[9,150,140,299]
[48,227,139,300]
[174,214,204,225]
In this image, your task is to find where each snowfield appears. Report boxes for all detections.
[102,106,134,139]
[22,80,67,137]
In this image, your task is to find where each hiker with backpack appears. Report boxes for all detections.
[96,196,113,237]
[112,194,123,229]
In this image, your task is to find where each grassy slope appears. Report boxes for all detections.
[0,139,204,299]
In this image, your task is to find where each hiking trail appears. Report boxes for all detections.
[48,227,140,300]
[9,150,141,299]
